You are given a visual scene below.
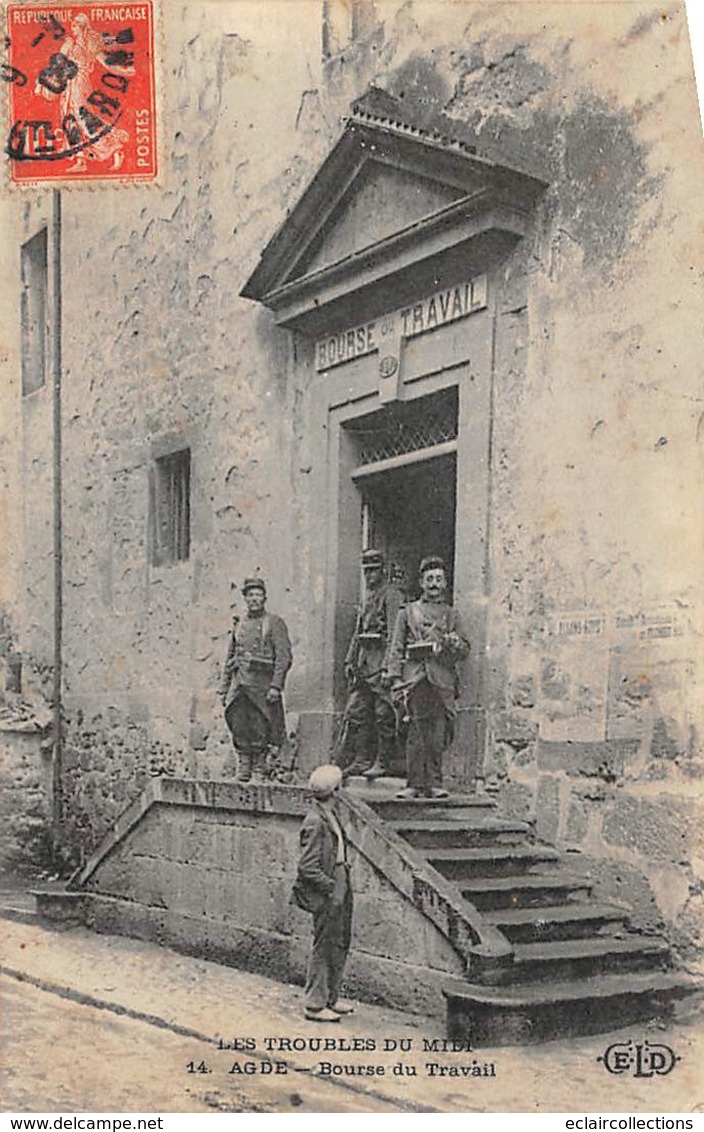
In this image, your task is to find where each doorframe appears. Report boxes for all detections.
[353,443,458,602]
[309,302,495,787]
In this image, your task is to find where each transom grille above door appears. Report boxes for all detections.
[345,386,458,468]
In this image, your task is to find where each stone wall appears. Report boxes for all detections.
[0,725,52,869]
[0,622,53,871]
[490,735,702,958]
[82,779,468,1017]
[59,711,186,867]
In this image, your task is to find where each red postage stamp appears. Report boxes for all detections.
[3,2,157,184]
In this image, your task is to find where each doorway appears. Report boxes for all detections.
[344,386,458,600]
[360,454,456,599]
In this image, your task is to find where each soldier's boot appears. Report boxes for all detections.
[339,726,373,778]
[249,747,272,783]
[363,705,396,778]
[362,759,387,779]
[262,745,280,782]
[237,750,253,783]
[341,761,372,780]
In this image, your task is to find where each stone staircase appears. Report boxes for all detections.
[357,780,696,1046]
[9,775,697,1048]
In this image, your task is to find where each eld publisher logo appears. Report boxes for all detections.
[598,1040,680,1077]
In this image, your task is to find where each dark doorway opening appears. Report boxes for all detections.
[344,387,458,600]
[360,454,456,600]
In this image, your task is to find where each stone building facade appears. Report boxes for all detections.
[0,1,702,953]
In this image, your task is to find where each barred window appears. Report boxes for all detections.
[345,386,458,466]
[150,449,191,565]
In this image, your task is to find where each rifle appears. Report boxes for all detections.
[220,614,240,699]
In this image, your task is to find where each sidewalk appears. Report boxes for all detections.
[1,904,702,1113]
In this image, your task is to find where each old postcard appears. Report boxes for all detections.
[0,0,702,1116]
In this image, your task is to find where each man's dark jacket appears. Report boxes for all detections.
[292,802,343,914]
[220,611,292,746]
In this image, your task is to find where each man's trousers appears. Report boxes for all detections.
[405,679,452,792]
[304,865,353,1011]
[335,682,397,773]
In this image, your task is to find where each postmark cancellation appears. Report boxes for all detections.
[2,1,157,183]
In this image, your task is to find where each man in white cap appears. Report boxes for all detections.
[292,764,354,1022]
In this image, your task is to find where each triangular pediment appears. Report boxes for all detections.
[290,162,465,281]
[241,105,547,332]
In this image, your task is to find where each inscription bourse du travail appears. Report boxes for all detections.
[315,275,488,372]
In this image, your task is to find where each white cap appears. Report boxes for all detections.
[308,764,343,798]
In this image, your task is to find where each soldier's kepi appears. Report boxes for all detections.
[334,549,405,780]
[220,576,293,782]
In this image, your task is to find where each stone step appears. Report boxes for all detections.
[367,794,497,823]
[443,970,698,1047]
[0,893,41,927]
[461,871,592,910]
[0,887,86,930]
[31,888,86,924]
[486,901,628,943]
[345,775,407,792]
[366,785,698,1046]
[510,934,671,983]
[389,818,532,849]
[427,845,561,880]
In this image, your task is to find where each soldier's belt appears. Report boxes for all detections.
[406,641,436,660]
[238,652,274,671]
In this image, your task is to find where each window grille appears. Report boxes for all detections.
[346,387,458,466]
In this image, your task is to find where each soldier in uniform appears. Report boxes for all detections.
[385,555,469,798]
[335,549,404,779]
[220,576,293,782]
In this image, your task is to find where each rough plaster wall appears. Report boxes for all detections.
[2,197,56,677]
[0,197,24,652]
[0,193,57,768]
[49,4,326,856]
[0,198,55,868]
[21,387,55,670]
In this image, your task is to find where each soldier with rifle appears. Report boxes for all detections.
[334,549,404,779]
[220,576,293,782]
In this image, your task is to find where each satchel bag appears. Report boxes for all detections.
[291,877,322,914]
